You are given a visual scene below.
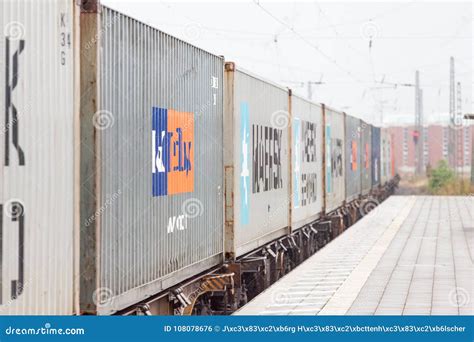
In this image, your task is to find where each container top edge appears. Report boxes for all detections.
[290,93,323,110]
[100,4,225,62]
[231,64,290,94]
[323,104,345,117]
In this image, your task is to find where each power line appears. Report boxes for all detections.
[253,0,363,83]
[286,0,417,33]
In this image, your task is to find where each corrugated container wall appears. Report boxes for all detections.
[0,0,75,314]
[390,132,395,177]
[290,95,323,229]
[324,107,346,213]
[87,7,224,314]
[360,121,372,195]
[224,64,290,258]
[371,126,381,187]
[344,115,362,202]
[380,129,390,184]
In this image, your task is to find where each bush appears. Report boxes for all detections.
[427,160,474,195]
[428,160,455,192]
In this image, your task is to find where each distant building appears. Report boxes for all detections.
[387,124,473,178]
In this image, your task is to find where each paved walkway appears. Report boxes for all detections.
[235,196,474,315]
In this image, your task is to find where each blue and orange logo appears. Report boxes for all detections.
[152,107,194,197]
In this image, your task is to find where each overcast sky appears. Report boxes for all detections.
[102,0,472,126]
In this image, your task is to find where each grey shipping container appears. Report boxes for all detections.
[323,106,346,213]
[79,6,224,314]
[380,128,391,184]
[290,95,323,229]
[360,121,372,195]
[224,63,290,259]
[344,115,362,202]
[371,126,381,187]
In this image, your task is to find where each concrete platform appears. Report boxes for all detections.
[235,196,474,315]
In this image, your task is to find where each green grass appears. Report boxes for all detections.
[427,160,474,195]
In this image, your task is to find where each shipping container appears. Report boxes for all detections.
[371,126,381,187]
[224,63,290,259]
[78,5,225,315]
[360,121,372,195]
[323,107,346,213]
[380,128,391,184]
[290,95,323,229]
[344,115,362,202]
[0,0,75,314]
[390,132,395,178]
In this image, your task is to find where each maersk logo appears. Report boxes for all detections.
[152,107,194,197]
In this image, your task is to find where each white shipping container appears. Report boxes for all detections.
[0,0,75,314]
[290,95,323,229]
[224,64,290,258]
[323,107,346,213]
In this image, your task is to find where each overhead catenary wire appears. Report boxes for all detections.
[253,0,363,84]
[151,0,471,123]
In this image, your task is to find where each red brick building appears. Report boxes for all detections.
[387,124,473,178]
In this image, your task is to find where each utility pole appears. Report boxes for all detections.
[414,70,424,177]
[281,79,324,102]
[464,114,474,185]
[455,82,463,176]
[306,80,324,101]
[449,56,456,169]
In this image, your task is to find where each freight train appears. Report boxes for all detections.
[0,1,398,315]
